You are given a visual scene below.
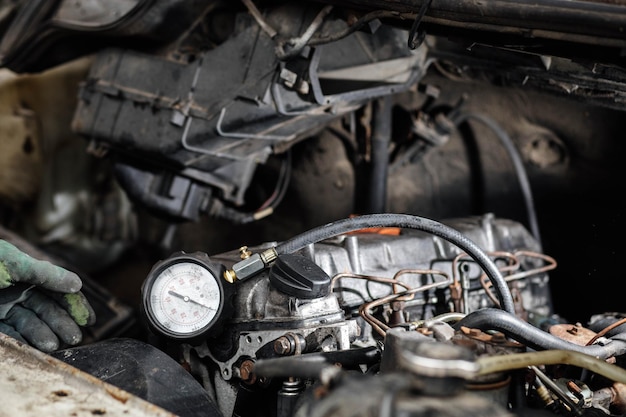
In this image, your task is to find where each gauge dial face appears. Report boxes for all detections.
[146,260,223,338]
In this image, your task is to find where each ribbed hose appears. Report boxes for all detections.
[274,213,516,314]
[454,308,626,359]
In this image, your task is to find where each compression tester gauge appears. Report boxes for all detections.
[141,252,230,343]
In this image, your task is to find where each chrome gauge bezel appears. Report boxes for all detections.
[141,253,225,342]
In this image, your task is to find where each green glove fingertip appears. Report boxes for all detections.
[63,293,95,326]
[0,262,11,289]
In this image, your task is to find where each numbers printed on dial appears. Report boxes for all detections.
[149,262,221,335]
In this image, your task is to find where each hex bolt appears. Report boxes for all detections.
[274,336,292,355]
[239,360,256,384]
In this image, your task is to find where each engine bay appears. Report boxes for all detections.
[1,1,626,416]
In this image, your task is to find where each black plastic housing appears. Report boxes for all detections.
[269,253,331,299]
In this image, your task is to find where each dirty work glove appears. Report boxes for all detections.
[0,240,96,352]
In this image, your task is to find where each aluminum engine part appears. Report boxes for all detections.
[195,213,552,417]
[195,320,358,382]
[197,319,358,417]
[309,213,553,321]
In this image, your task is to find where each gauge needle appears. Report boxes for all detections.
[168,290,215,310]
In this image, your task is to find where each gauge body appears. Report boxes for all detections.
[141,252,227,342]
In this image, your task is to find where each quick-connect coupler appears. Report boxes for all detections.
[223,247,278,283]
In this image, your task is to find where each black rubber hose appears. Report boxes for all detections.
[274,213,516,314]
[368,96,392,214]
[253,355,333,379]
[254,346,381,379]
[449,112,542,250]
[213,151,292,224]
[308,346,381,368]
[453,308,626,359]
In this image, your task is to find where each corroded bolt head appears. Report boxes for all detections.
[274,336,292,355]
[240,360,256,383]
